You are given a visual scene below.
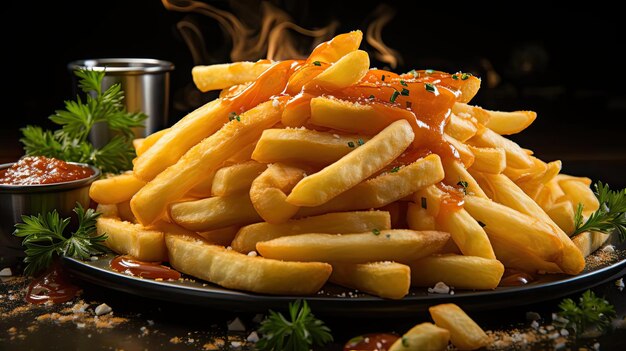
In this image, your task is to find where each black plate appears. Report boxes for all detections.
[63,234,626,317]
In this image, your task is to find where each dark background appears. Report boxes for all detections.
[2,0,624,187]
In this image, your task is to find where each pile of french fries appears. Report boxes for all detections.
[89,30,606,300]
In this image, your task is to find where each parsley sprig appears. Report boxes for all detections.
[573,182,626,240]
[20,69,146,173]
[257,299,333,351]
[555,290,615,335]
[13,203,108,276]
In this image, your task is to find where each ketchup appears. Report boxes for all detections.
[110,255,181,280]
[499,269,535,287]
[0,156,93,185]
[25,263,80,304]
[343,333,400,351]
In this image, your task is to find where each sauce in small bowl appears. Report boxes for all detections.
[0,156,100,269]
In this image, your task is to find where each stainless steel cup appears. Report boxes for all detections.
[67,58,175,147]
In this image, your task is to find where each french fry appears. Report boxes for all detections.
[296,154,444,217]
[211,161,267,197]
[455,76,482,104]
[191,60,273,92]
[165,232,332,295]
[231,210,391,253]
[451,102,490,125]
[132,138,144,153]
[307,30,362,63]
[169,192,262,232]
[96,203,119,218]
[468,146,506,174]
[135,128,169,157]
[198,226,240,247]
[256,230,450,264]
[116,201,136,223]
[96,217,167,262]
[131,99,284,225]
[463,195,563,262]
[287,119,414,207]
[389,323,450,351]
[251,128,369,166]
[89,171,146,205]
[414,185,495,259]
[490,235,562,274]
[330,262,410,300]
[572,231,611,257]
[185,169,217,198]
[406,202,436,231]
[444,113,478,142]
[133,61,292,182]
[467,125,534,169]
[558,177,600,215]
[444,135,475,168]
[409,254,504,290]
[429,303,488,350]
[442,160,487,198]
[249,163,306,223]
[470,171,584,274]
[313,50,370,90]
[545,201,576,235]
[484,109,537,135]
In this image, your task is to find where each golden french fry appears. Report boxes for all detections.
[169,192,261,232]
[165,232,332,295]
[444,135,475,168]
[452,102,490,125]
[389,323,450,351]
[231,211,391,253]
[211,161,267,197]
[96,203,119,218]
[409,254,504,290]
[442,160,486,198]
[131,99,284,225]
[463,195,563,262]
[467,125,534,169]
[572,231,611,257]
[468,146,506,174]
[545,201,576,235]
[249,163,306,223]
[185,169,217,198]
[406,202,436,231]
[490,235,562,274]
[558,177,600,215]
[256,230,450,264]
[313,50,369,90]
[132,138,144,152]
[330,262,410,300]
[89,171,146,205]
[471,171,584,274]
[96,217,167,262]
[251,128,370,166]
[414,185,495,259]
[429,303,488,351]
[296,154,444,217]
[485,109,537,135]
[456,76,482,103]
[219,83,251,99]
[198,226,240,247]
[116,201,136,223]
[135,128,169,157]
[444,113,478,142]
[307,30,362,63]
[134,62,291,182]
[287,119,414,207]
[191,60,273,92]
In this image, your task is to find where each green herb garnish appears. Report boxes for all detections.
[381,75,386,81]
[452,74,459,80]
[390,90,400,103]
[573,182,626,240]
[390,166,401,173]
[401,88,410,96]
[13,203,108,276]
[228,112,241,122]
[400,80,408,87]
[257,299,332,351]
[20,69,146,173]
[461,73,471,80]
[347,141,355,148]
[421,197,427,209]
[312,61,321,66]
[357,138,365,146]
[457,180,469,194]
[424,83,437,94]
[372,229,381,236]
[407,69,418,78]
[369,94,376,100]
[555,290,615,335]
[425,69,434,74]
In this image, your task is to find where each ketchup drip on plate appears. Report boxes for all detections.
[25,263,80,304]
[343,333,399,351]
[499,269,535,287]
[110,255,181,280]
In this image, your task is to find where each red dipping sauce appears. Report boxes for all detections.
[344,333,400,351]
[26,263,80,304]
[111,255,181,280]
[0,156,94,185]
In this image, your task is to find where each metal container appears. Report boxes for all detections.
[0,163,101,269]
[67,58,174,147]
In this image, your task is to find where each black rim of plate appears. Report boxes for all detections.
[63,238,626,317]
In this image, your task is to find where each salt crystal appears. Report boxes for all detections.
[602,245,615,253]
[427,282,450,294]
[247,251,257,257]
[90,256,98,261]
[231,341,242,348]
[228,317,246,332]
[147,320,154,326]
[333,134,340,139]
[531,320,539,329]
[0,267,13,276]
[246,331,259,343]
[94,303,112,316]
[76,323,86,329]
[272,98,280,108]
[593,342,600,350]
[560,329,569,336]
